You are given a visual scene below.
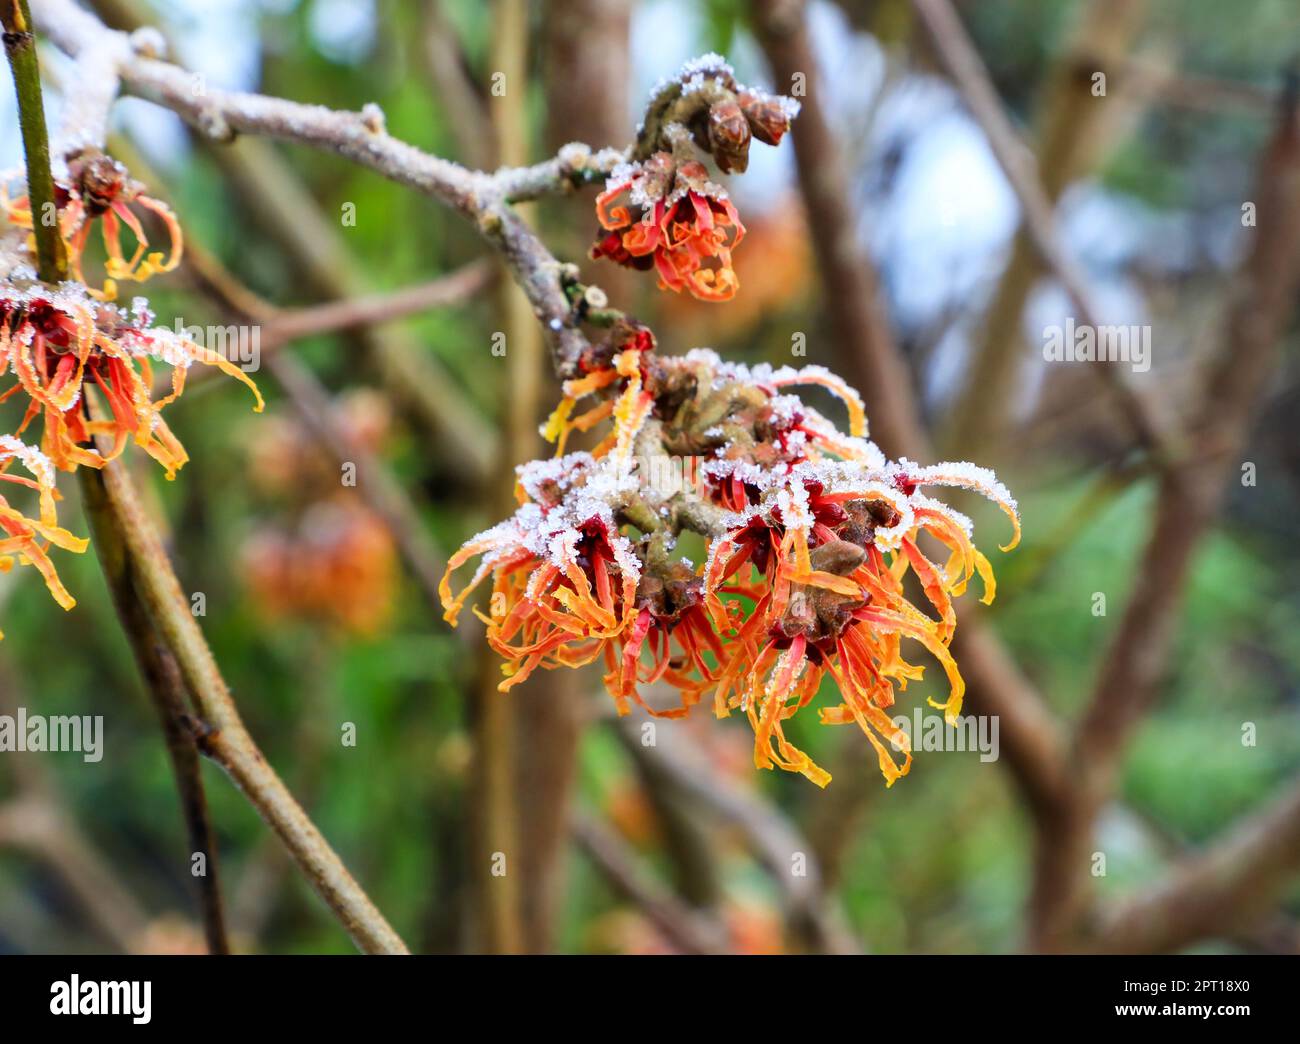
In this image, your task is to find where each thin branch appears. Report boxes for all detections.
[1,0,65,280]
[5,7,406,953]
[1030,82,1300,951]
[265,350,450,609]
[173,258,494,394]
[910,0,1172,463]
[2,0,231,953]
[421,0,495,171]
[97,126,498,487]
[751,0,1068,828]
[0,793,153,951]
[35,0,608,378]
[78,481,230,954]
[177,243,457,622]
[77,439,408,953]
[571,809,731,955]
[610,715,863,954]
[936,0,1149,459]
[1089,774,1300,953]
[750,0,929,463]
[1094,51,1282,118]
[261,262,494,349]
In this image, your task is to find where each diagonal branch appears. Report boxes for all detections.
[78,487,230,954]
[1030,80,1300,951]
[571,809,731,955]
[78,440,409,953]
[6,5,409,953]
[34,0,615,379]
[910,0,1172,463]
[750,0,1069,823]
[177,241,456,621]
[1089,773,1300,953]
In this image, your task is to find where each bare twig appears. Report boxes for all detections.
[3,0,232,954]
[1031,82,1300,951]
[934,0,1149,458]
[910,0,1171,462]
[571,809,731,954]
[1089,774,1300,952]
[611,715,863,954]
[261,263,494,348]
[751,0,1068,832]
[0,793,153,951]
[78,485,230,954]
[178,242,455,620]
[175,258,495,393]
[421,0,495,171]
[461,0,543,956]
[78,442,408,953]
[751,0,929,463]
[35,0,610,378]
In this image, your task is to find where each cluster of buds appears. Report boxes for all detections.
[442,324,1019,788]
[0,277,263,625]
[3,147,182,301]
[591,55,799,302]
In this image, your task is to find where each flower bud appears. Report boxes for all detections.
[739,91,791,147]
[707,98,751,173]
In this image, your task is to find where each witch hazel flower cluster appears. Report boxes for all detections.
[591,54,800,302]
[0,150,262,627]
[439,51,1020,788]
[442,324,1020,788]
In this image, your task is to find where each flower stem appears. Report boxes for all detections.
[1,0,66,282]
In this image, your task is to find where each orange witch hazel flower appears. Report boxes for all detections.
[0,432,89,630]
[2,147,182,300]
[242,502,397,637]
[591,54,799,302]
[0,283,263,478]
[593,157,747,302]
[441,327,1020,789]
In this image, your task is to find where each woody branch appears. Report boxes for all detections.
[9,0,407,954]
[753,0,1300,953]
[33,0,618,379]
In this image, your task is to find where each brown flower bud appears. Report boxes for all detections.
[809,539,868,577]
[738,91,791,147]
[67,147,133,215]
[707,98,751,173]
